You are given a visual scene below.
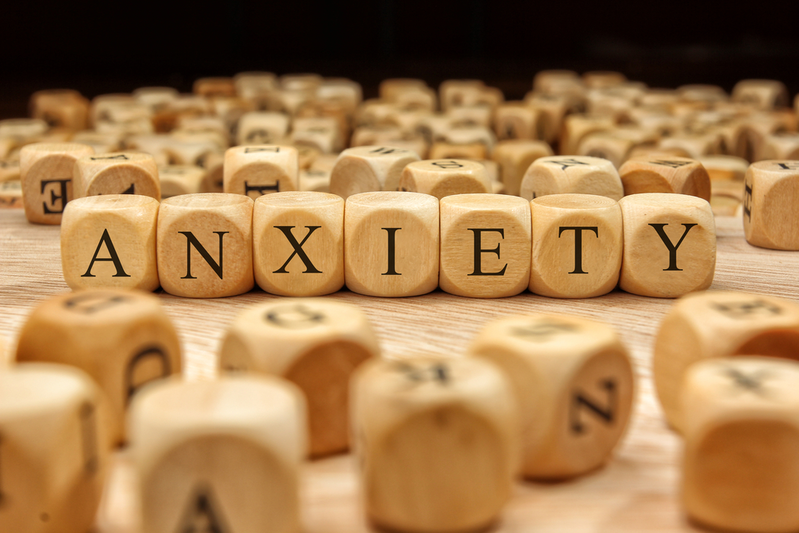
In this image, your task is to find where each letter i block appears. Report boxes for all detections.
[130,377,306,533]
[469,314,634,479]
[440,194,531,298]
[519,155,623,202]
[329,146,421,200]
[20,143,95,224]
[618,156,711,200]
[618,193,716,298]
[398,159,490,200]
[253,192,344,296]
[351,357,520,533]
[743,161,799,250]
[73,152,161,200]
[0,364,110,533]
[682,358,799,533]
[344,191,439,297]
[223,145,298,199]
[219,299,379,456]
[61,195,160,291]
[157,193,254,298]
[530,194,622,298]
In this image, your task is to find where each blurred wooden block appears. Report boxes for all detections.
[316,78,363,116]
[760,131,799,160]
[130,376,306,533]
[697,155,749,181]
[710,180,745,216]
[743,160,799,250]
[0,118,49,141]
[132,87,179,112]
[618,156,711,200]
[0,363,110,533]
[234,71,277,105]
[398,159,489,199]
[280,73,323,92]
[0,157,20,182]
[0,179,23,208]
[351,356,519,533]
[525,92,581,144]
[329,146,420,199]
[29,89,90,131]
[429,141,487,160]
[193,77,236,98]
[658,133,723,159]
[199,151,224,193]
[577,127,658,168]
[379,78,428,102]
[159,165,207,198]
[494,102,543,141]
[440,194,531,298]
[73,152,161,200]
[732,79,789,110]
[291,116,343,154]
[739,111,797,162]
[344,192,439,297]
[560,113,615,154]
[530,194,622,298]
[679,84,728,104]
[223,145,298,198]
[583,71,627,89]
[520,155,623,201]
[533,70,582,94]
[296,144,321,170]
[157,194,254,298]
[71,131,122,154]
[299,168,330,192]
[236,111,290,145]
[619,193,715,298]
[490,140,552,196]
[439,79,486,111]
[447,105,493,129]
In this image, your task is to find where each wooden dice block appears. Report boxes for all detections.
[653,290,799,432]
[469,314,634,479]
[73,152,161,200]
[491,139,554,196]
[223,145,299,198]
[193,77,236,98]
[682,357,799,533]
[0,179,23,209]
[697,155,749,182]
[440,194,531,298]
[743,160,799,250]
[219,299,378,456]
[618,156,711,200]
[351,356,519,533]
[0,363,110,533]
[20,143,94,224]
[329,145,420,200]
[299,168,331,192]
[253,192,344,296]
[236,111,290,145]
[30,89,90,131]
[61,195,160,291]
[398,159,489,199]
[732,79,789,110]
[520,155,623,201]
[0,117,48,140]
[428,141,488,160]
[344,191,438,297]
[494,102,542,140]
[583,71,627,89]
[530,194,622,298]
[130,376,306,533]
[560,114,615,155]
[157,193,254,298]
[132,86,179,112]
[15,289,181,444]
[159,165,207,198]
[618,193,715,298]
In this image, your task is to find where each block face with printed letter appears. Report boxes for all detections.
[73,152,161,200]
[398,159,490,200]
[618,156,711,200]
[743,160,799,250]
[223,145,299,199]
[519,155,623,202]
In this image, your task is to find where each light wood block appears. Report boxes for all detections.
[220,299,378,456]
[71,132,121,155]
[0,363,110,533]
[760,131,799,160]
[618,156,711,200]
[743,160,799,250]
[492,139,554,196]
[739,111,796,162]
[379,78,428,102]
[291,117,343,154]
[560,114,615,155]
[446,105,494,129]
[583,71,627,89]
[192,77,236,98]
[520,155,623,201]
[329,146,420,200]
[439,79,487,111]
[398,159,489,199]
[132,87,179,112]
[658,133,722,159]
[200,151,224,193]
[159,165,207,198]
[428,141,488,160]
[253,192,344,296]
[234,71,277,105]
[525,93,580,144]
[0,179,23,209]
[344,191,439,297]
[157,194,254,298]
[577,127,658,168]
[223,145,299,199]
[299,168,331,192]
[236,111,290,145]
[130,376,306,533]
[0,118,48,140]
[493,102,542,141]
[73,152,161,200]
[440,194,531,298]
[351,356,519,533]
[697,155,749,181]
[710,180,745,216]
[533,70,582,94]
[296,144,321,170]
[29,89,90,131]
[732,79,789,110]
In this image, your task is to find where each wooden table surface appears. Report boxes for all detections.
[0,207,796,533]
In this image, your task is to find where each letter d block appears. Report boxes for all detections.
[61,195,160,291]
[619,193,716,298]
[743,160,799,250]
[157,193,254,298]
[223,145,298,199]
[73,152,161,200]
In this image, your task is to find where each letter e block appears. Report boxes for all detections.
[330,146,421,200]
[73,152,161,200]
[223,145,299,199]
[743,160,799,250]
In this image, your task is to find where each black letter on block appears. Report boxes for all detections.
[382,228,401,276]
[273,226,322,274]
[180,486,230,533]
[82,229,131,278]
[41,179,70,214]
[125,345,172,402]
[649,223,697,271]
[558,226,599,274]
[244,181,280,197]
[468,228,507,276]
[180,232,228,279]
[79,403,99,475]
[571,379,617,434]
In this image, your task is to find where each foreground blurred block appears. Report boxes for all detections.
[743,160,799,250]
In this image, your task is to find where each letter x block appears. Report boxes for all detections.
[743,160,799,250]
[73,152,161,200]
[223,145,299,199]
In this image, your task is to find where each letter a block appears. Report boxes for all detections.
[743,161,799,250]
[157,193,254,298]
[618,156,711,200]
[330,146,421,200]
[130,377,306,533]
[469,314,634,479]
[73,152,161,200]
[618,193,715,298]
[223,145,299,199]
[440,194,531,298]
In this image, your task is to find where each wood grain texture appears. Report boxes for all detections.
[0,208,795,532]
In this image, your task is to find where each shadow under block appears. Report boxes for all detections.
[398,159,489,199]
[73,152,161,200]
[20,143,95,224]
[530,194,622,298]
[351,357,520,533]
[157,193,254,298]
[682,357,799,533]
[329,145,421,200]
[223,145,299,199]
[130,377,306,533]
[618,156,711,200]
[0,363,110,533]
[439,194,531,298]
[743,160,799,250]
[653,290,799,432]
[344,191,439,297]
[469,314,634,479]
[219,299,379,456]
[618,193,716,298]
[61,195,160,291]
[491,139,553,197]
[253,192,344,296]
[519,155,623,202]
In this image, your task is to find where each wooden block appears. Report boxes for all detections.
[0,363,110,533]
[533,70,582,94]
[73,152,161,200]
[492,138,556,192]
[743,160,799,250]
[71,131,122,154]
[710,180,745,216]
[428,141,487,160]
[0,179,23,209]
[236,111,290,145]
[316,77,363,116]
[223,145,298,198]
[159,165,207,198]
[520,155,623,201]
[351,356,519,533]
[697,155,749,181]
[469,314,633,479]
[439,194,531,298]
[394,86,437,113]
[0,118,49,141]
[583,71,627,89]
[494,102,543,141]
[760,131,799,160]
[291,116,343,154]
[344,191,438,297]
[252,192,344,296]
[439,79,486,111]
[329,146,420,200]
[299,168,330,192]
[732,79,789,110]
[61,195,160,291]
[15,289,181,444]
[679,84,728,104]
[132,86,179,112]
[398,159,490,199]
[234,71,277,106]
[296,144,321,170]
[29,89,90,131]
[658,133,723,159]
[446,106,493,129]
[577,131,637,168]
[199,150,224,193]
[0,157,20,182]
[525,92,582,144]
[739,111,796,162]
[560,113,616,155]
[618,193,715,298]
[130,376,306,533]
[379,78,428,101]
[193,77,236,98]
[20,142,94,224]
[530,194,622,298]
[682,357,799,533]
[618,156,711,200]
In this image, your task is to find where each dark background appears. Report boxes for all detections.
[3,0,799,118]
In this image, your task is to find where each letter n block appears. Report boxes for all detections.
[73,152,161,200]
[743,160,799,250]
[223,145,298,199]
